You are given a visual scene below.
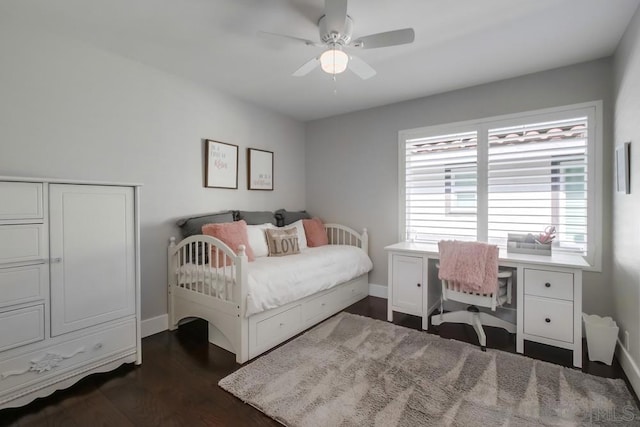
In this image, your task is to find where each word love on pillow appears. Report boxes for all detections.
[265,227,300,257]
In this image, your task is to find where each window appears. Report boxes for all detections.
[487,117,588,252]
[404,131,477,243]
[399,103,601,268]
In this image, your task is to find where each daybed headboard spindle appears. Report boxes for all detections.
[324,224,368,255]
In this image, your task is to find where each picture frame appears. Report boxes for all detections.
[247,148,274,191]
[616,141,630,194]
[205,140,238,189]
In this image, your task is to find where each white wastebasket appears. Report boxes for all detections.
[582,313,619,366]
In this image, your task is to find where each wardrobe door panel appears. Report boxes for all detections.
[49,185,135,336]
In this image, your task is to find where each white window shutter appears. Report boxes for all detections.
[487,117,588,254]
[404,131,478,243]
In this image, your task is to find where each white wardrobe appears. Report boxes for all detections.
[0,177,141,409]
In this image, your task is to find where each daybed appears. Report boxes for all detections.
[167,212,371,363]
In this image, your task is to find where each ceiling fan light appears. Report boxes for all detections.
[320,48,349,74]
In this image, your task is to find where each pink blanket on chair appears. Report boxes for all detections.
[438,240,499,294]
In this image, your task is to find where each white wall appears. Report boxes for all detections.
[0,24,306,320]
[306,58,614,316]
[613,6,640,395]
[0,17,621,334]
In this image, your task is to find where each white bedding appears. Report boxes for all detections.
[177,245,372,317]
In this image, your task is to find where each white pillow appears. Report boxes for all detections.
[246,223,276,258]
[289,219,308,250]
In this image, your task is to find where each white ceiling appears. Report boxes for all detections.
[3,0,640,121]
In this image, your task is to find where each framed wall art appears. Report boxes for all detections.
[616,141,630,194]
[248,148,274,191]
[205,139,238,189]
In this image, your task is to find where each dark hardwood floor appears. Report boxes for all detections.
[2,296,636,426]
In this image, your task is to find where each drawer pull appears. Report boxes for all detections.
[94,343,103,350]
[279,323,284,327]
[545,318,551,323]
[545,282,551,288]
[321,303,326,307]
[51,257,62,264]
[417,283,421,288]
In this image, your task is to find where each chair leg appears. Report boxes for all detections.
[477,312,516,334]
[430,306,515,352]
[470,313,487,351]
[432,310,468,326]
[432,297,444,325]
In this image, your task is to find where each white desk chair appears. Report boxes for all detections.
[431,264,516,351]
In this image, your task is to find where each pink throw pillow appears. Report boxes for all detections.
[202,220,255,265]
[303,218,329,247]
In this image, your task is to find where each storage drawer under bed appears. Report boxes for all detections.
[253,305,302,352]
[340,278,368,303]
[303,279,367,325]
[246,276,369,360]
[303,291,338,325]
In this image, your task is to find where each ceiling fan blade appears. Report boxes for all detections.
[258,31,321,47]
[323,0,348,34]
[353,28,415,49]
[349,55,376,80]
[292,56,320,77]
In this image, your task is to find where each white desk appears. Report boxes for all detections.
[385,242,590,368]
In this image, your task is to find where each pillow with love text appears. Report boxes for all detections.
[265,227,300,257]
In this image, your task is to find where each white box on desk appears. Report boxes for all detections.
[507,233,552,256]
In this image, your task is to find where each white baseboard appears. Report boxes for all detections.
[369,283,388,299]
[141,314,168,338]
[616,338,640,397]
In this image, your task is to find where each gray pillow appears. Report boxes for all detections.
[236,210,277,225]
[176,211,234,237]
[275,209,311,226]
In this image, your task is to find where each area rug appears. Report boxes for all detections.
[219,313,639,426]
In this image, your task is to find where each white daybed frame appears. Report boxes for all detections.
[167,224,369,363]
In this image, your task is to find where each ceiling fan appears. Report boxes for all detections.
[262,0,415,80]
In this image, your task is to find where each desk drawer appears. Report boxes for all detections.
[524,269,573,301]
[0,264,46,307]
[524,296,573,343]
[0,305,44,352]
[0,182,43,221]
[0,225,46,265]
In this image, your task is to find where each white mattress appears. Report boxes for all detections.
[177,245,372,316]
